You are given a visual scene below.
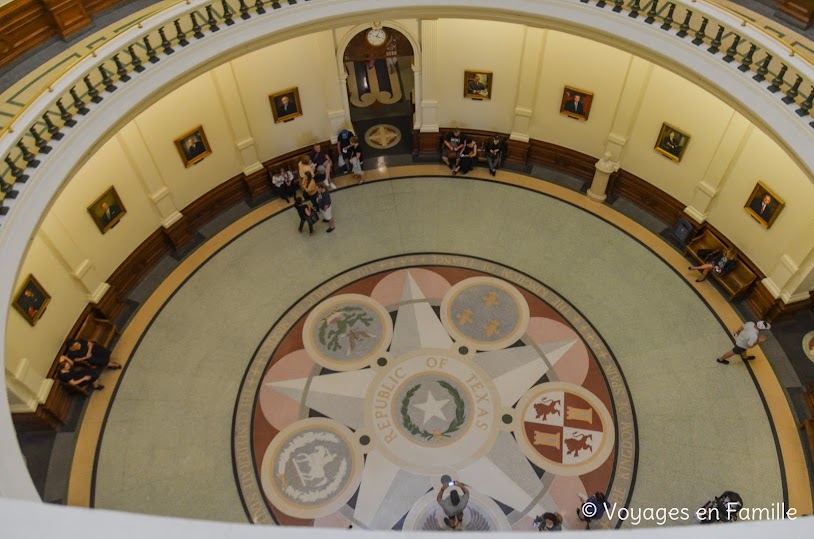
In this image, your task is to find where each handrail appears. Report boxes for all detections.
[1,0,814,225]
[0,4,178,139]
[706,0,814,67]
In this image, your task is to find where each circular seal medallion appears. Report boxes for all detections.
[514,382,614,476]
[440,276,530,351]
[302,294,393,371]
[260,418,363,519]
[367,349,500,473]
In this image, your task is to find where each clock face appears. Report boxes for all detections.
[366,28,387,47]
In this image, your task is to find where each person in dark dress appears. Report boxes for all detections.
[65,339,121,370]
[294,196,315,235]
[56,358,104,391]
[454,137,478,175]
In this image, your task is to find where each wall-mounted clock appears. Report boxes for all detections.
[366,27,388,47]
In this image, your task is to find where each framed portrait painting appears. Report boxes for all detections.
[87,186,126,234]
[559,86,594,121]
[464,70,492,100]
[13,274,50,326]
[270,87,302,123]
[654,123,690,162]
[175,126,212,168]
[744,181,784,229]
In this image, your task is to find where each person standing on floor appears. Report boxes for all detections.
[577,492,606,529]
[293,196,315,235]
[716,320,771,365]
[337,128,355,174]
[317,183,336,233]
[299,165,321,210]
[436,480,470,529]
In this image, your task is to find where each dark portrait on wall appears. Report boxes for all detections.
[270,87,302,123]
[744,181,785,229]
[13,274,50,326]
[464,70,492,100]
[559,86,594,121]
[655,123,690,162]
[175,126,212,167]
[87,186,127,234]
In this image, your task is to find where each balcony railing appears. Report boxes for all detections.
[0,0,813,227]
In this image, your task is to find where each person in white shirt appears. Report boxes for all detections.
[716,320,771,365]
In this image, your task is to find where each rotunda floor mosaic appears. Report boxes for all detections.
[233,254,637,530]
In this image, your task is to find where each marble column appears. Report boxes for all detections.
[315,30,347,142]
[764,215,814,302]
[419,19,439,132]
[603,57,653,161]
[117,125,193,251]
[5,358,52,413]
[210,63,263,175]
[39,215,108,303]
[587,152,620,202]
[412,64,423,130]
[684,115,752,223]
[510,27,547,143]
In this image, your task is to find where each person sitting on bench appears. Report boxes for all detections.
[689,249,736,283]
[56,357,104,391]
[64,338,121,371]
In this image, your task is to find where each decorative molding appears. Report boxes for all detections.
[160,215,194,253]
[683,205,707,223]
[73,258,92,280]
[87,281,109,304]
[149,186,171,204]
[160,210,183,229]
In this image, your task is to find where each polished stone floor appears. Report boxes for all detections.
[76,168,797,529]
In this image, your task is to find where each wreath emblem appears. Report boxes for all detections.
[400,381,466,441]
[318,306,376,353]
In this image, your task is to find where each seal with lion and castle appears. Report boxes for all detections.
[233,254,637,530]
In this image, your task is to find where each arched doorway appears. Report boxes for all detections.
[342,25,415,158]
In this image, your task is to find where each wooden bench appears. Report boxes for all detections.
[438,129,508,168]
[685,228,757,300]
[803,384,814,471]
[49,312,117,397]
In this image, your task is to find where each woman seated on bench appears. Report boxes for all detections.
[689,249,737,283]
[56,358,104,391]
[65,339,121,371]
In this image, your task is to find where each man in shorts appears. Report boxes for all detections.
[442,129,464,170]
[716,320,771,364]
[436,480,469,529]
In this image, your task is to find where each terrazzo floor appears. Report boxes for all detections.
[68,168,810,530]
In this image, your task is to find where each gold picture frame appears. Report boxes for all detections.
[464,70,492,100]
[270,87,302,123]
[87,186,126,234]
[174,125,212,168]
[12,274,50,326]
[654,123,690,162]
[744,181,785,229]
[559,86,594,121]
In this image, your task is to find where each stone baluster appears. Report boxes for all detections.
[143,35,159,63]
[645,0,658,24]
[677,9,692,38]
[722,34,741,63]
[206,5,220,32]
[57,98,77,127]
[83,75,101,103]
[796,86,814,117]
[738,44,756,72]
[159,27,174,55]
[128,44,145,72]
[753,54,771,82]
[191,11,204,39]
[70,87,90,115]
[174,19,189,46]
[113,53,130,82]
[693,17,708,46]
[42,112,63,141]
[99,65,117,92]
[16,140,40,167]
[767,64,788,93]
[222,1,234,25]
[238,0,250,19]
[783,75,802,104]
[29,127,51,154]
[708,25,724,54]
[5,156,29,183]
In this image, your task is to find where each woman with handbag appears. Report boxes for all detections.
[453,137,477,175]
[299,164,321,211]
[293,197,316,235]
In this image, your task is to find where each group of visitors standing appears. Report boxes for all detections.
[288,129,365,236]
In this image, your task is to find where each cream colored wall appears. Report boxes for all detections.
[231,33,334,161]
[132,72,243,209]
[6,236,88,378]
[622,65,736,204]
[43,137,162,278]
[529,31,631,158]
[436,19,524,133]
[8,19,814,403]
[707,128,814,272]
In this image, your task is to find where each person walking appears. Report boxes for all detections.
[716,320,771,364]
[293,197,315,235]
[577,492,606,530]
[533,512,563,531]
[317,183,335,233]
[437,480,469,529]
